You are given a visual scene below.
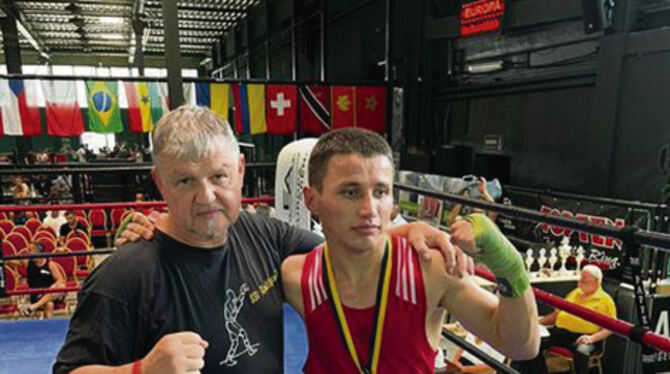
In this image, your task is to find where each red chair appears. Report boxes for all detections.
[89,208,111,246]
[545,342,606,374]
[73,210,87,219]
[15,248,29,282]
[36,225,57,239]
[0,220,14,235]
[66,229,90,245]
[36,237,57,253]
[65,237,92,279]
[51,249,78,286]
[0,212,7,220]
[75,216,91,235]
[0,267,19,318]
[34,230,56,242]
[2,240,16,258]
[5,232,28,252]
[110,208,127,230]
[24,218,42,236]
[12,226,32,242]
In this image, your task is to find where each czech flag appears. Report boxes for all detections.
[0,79,42,137]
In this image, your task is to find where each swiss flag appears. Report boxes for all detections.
[331,86,355,129]
[355,86,386,133]
[299,85,330,135]
[266,85,297,135]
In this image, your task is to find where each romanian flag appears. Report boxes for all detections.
[86,80,123,133]
[196,82,230,121]
[232,83,267,135]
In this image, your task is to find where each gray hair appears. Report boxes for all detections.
[151,105,238,166]
[582,265,603,283]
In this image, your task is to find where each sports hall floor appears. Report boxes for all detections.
[0,304,308,374]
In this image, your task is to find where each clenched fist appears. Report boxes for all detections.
[449,218,481,256]
[141,332,208,374]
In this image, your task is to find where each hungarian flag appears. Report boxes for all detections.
[0,79,41,136]
[266,85,297,135]
[125,81,165,133]
[86,80,123,133]
[232,83,267,135]
[356,86,386,132]
[299,85,330,135]
[41,80,84,137]
[331,86,355,129]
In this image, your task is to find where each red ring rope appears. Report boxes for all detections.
[7,267,670,353]
[475,266,670,353]
[0,197,274,213]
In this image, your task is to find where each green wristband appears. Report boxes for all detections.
[114,212,135,246]
[464,213,529,298]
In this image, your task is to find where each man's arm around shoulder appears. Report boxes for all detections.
[281,254,307,317]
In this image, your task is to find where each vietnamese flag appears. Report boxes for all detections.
[355,86,386,133]
[266,85,297,135]
[41,80,84,137]
[331,86,355,129]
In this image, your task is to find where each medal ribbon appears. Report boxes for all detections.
[322,237,393,374]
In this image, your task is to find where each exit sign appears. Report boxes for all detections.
[460,0,505,37]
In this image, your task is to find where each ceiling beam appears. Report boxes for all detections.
[1,0,50,59]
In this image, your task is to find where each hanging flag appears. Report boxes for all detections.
[86,80,123,133]
[266,85,297,135]
[0,79,41,137]
[355,86,387,133]
[210,83,230,121]
[331,86,355,129]
[149,81,168,124]
[125,81,157,133]
[299,85,330,135]
[232,83,267,135]
[196,82,230,121]
[41,80,84,137]
[183,82,196,106]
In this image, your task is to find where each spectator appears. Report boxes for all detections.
[59,211,87,240]
[44,208,67,237]
[512,265,616,374]
[10,176,29,199]
[448,177,499,224]
[20,242,66,319]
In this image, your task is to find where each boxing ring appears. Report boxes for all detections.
[2,183,670,373]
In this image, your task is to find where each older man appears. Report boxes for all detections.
[513,264,616,374]
[54,106,470,374]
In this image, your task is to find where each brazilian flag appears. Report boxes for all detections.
[86,80,123,133]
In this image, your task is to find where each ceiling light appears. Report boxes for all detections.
[99,16,124,24]
[98,34,126,40]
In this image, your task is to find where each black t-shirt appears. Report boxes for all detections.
[59,222,87,238]
[27,259,54,289]
[53,212,322,374]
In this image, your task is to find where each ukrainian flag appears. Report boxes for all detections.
[232,83,267,135]
[195,82,230,121]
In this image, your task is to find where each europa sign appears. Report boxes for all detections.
[460,0,505,37]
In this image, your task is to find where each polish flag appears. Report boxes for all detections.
[41,80,84,137]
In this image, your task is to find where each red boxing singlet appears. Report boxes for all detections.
[300,235,437,373]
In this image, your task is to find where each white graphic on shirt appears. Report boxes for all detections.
[220,283,259,367]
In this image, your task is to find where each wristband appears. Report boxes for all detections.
[114,212,135,245]
[464,213,529,298]
[132,360,142,374]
